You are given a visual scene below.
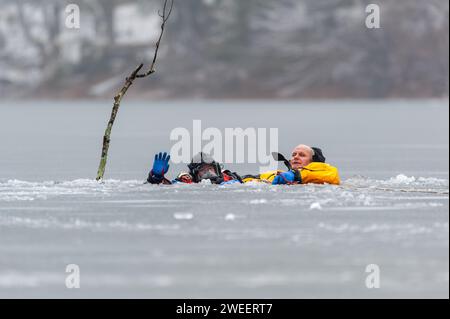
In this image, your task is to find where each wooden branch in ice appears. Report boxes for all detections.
[96,0,174,181]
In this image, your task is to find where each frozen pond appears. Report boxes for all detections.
[0,100,448,298]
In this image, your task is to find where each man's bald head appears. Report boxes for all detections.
[290,144,314,169]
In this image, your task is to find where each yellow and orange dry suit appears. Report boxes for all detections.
[242,162,340,185]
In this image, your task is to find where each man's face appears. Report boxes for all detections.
[290,146,313,170]
[196,164,219,181]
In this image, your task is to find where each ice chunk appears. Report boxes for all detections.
[173,213,194,220]
[388,174,416,184]
[249,199,268,205]
[225,214,236,221]
[310,202,322,210]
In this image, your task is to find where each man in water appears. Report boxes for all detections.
[242,144,340,185]
[146,152,241,185]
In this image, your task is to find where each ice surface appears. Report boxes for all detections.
[0,100,448,298]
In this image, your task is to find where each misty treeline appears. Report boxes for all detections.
[0,0,448,99]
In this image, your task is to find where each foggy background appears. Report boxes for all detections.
[0,0,448,100]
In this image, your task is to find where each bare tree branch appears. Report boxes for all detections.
[136,0,174,78]
[96,0,174,181]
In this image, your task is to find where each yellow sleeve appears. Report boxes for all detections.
[300,163,340,185]
[243,164,341,185]
[242,170,281,183]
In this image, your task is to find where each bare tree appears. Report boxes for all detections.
[249,0,449,98]
[15,0,63,82]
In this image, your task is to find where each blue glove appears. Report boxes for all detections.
[152,152,170,178]
[272,171,296,185]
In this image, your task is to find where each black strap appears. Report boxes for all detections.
[292,170,302,183]
[147,171,171,185]
[312,147,326,163]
